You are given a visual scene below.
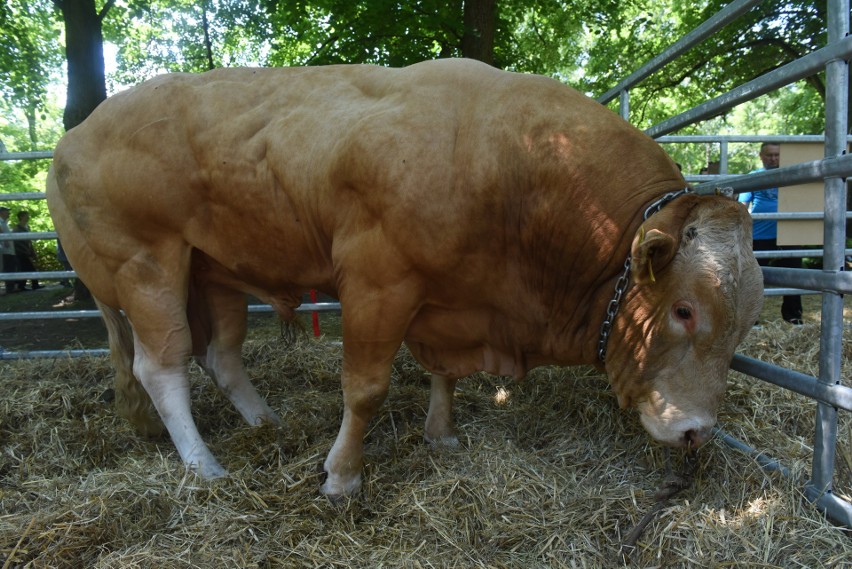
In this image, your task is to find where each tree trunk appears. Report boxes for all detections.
[55,0,113,301]
[57,0,108,132]
[25,104,38,151]
[461,0,496,66]
[201,0,216,70]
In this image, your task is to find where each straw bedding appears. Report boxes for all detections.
[1,305,851,567]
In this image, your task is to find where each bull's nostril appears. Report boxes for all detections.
[684,428,711,448]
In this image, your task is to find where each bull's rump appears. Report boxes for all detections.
[47,59,680,357]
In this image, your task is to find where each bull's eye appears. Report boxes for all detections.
[672,302,697,333]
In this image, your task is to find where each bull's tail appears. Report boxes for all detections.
[97,299,165,438]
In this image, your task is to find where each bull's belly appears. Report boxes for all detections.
[404,306,529,379]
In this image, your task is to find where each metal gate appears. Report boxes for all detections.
[597,0,852,525]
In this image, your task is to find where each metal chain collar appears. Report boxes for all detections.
[596,188,691,363]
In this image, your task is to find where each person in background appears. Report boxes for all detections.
[738,142,803,325]
[0,206,18,294]
[13,210,41,291]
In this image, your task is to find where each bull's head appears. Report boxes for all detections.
[606,194,763,448]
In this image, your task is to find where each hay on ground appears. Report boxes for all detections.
[1,313,851,567]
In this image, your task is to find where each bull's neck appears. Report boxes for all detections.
[533,184,689,367]
[595,188,692,363]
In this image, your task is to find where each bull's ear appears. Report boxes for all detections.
[630,193,702,285]
[630,227,678,285]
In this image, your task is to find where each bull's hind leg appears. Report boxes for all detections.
[119,251,226,479]
[424,374,459,446]
[193,282,280,426]
[132,335,226,478]
[97,300,165,439]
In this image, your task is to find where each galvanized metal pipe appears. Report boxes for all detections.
[0,271,76,280]
[0,302,342,322]
[711,426,790,477]
[719,140,729,174]
[762,288,817,296]
[618,89,629,120]
[809,0,849,511]
[660,134,846,144]
[692,153,852,195]
[0,231,58,241]
[750,212,850,220]
[731,355,852,413]
[0,151,52,161]
[752,249,849,258]
[0,309,101,321]
[805,489,852,527]
[0,348,110,360]
[597,0,762,105]
[646,34,852,138]
[761,266,852,294]
[0,192,47,201]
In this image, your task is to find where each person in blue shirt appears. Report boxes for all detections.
[739,142,803,324]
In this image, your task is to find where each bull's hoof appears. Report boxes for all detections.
[193,460,228,480]
[252,411,282,427]
[424,433,460,448]
[319,471,362,498]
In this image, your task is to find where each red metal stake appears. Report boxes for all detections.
[310,289,321,337]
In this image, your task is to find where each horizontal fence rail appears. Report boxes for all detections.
[645,34,852,138]
[0,303,342,360]
[596,0,762,106]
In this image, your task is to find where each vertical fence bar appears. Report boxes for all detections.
[806,0,849,509]
[719,140,729,174]
[619,89,630,121]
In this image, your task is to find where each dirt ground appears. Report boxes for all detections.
[0,285,104,353]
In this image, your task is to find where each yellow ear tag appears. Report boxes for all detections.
[637,225,656,284]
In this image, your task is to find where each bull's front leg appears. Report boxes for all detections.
[320,265,422,497]
[321,339,396,497]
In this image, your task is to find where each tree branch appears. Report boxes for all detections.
[740,37,826,99]
[98,0,116,22]
[304,34,341,65]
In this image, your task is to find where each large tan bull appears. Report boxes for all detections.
[47,58,763,496]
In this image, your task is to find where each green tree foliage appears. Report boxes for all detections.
[105,1,624,77]
[571,0,827,173]
[0,1,63,235]
[0,0,831,183]
[578,0,826,130]
[0,0,62,150]
[105,0,266,82]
